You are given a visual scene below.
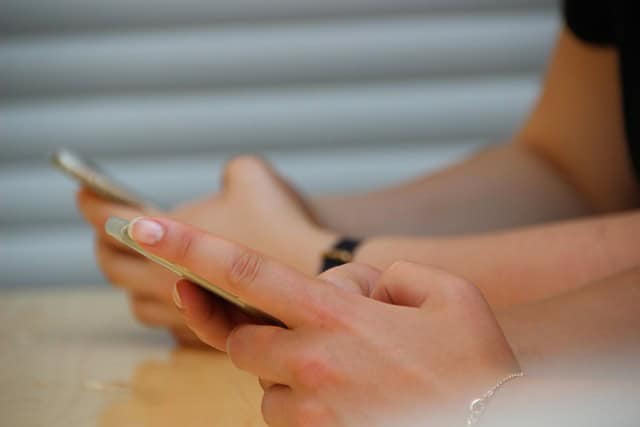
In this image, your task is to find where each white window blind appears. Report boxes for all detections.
[0,0,560,287]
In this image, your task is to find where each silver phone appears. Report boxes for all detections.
[105,216,285,327]
[52,148,159,210]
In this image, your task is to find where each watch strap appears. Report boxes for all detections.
[320,237,362,273]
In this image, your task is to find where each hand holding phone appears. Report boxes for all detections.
[52,148,160,210]
[105,216,285,327]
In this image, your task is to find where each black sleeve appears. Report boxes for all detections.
[563,0,616,45]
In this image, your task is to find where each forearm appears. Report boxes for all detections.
[497,267,640,375]
[310,143,591,237]
[481,268,640,426]
[355,210,640,307]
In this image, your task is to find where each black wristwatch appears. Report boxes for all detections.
[319,237,362,273]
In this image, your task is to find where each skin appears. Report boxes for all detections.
[484,267,640,426]
[497,267,640,378]
[76,28,639,333]
[77,157,333,344]
[127,217,520,427]
[127,217,640,426]
[357,210,640,307]
[312,28,639,235]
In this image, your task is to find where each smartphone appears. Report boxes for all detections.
[52,148,160,210]
[105,216,285,327]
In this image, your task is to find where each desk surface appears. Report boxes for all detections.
[0,288,266,427]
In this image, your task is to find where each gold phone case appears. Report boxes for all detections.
[105,216,284,327]
[52,148,159,210]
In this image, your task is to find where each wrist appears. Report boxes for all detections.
[465,370,524,426]
[475,374,532,426]
[290,227,338,276]
[319,237,364,273]
[352,236,396,269]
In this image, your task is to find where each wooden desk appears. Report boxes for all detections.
[0,288,266,427]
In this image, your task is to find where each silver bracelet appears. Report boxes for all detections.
[466,371,524,426]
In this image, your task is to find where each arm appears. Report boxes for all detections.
[498,266,640,376]
[357,210,640,307]
[133,219,640,426]
[479,268,640,426]
[126,217,521,427]
[329,28,640,306]
[311,143,591,236]
[309,28,639,236]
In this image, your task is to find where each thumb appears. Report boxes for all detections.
[317,263,382,297]
[371,261,473,308]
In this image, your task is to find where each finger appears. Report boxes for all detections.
[261,384,295,427]
[371,261,473,309]
[317,262,381,296]
[170,327,208,348]
[96,241,175,302]
[226,323,296,383]
[129,217,354,327]
[173,279,239,351]
[259,378,276,391]
[263,386,330,427]
[77,188,142,253]
[129,294,186,328]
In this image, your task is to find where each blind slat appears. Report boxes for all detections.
[2,0,555,34]
[1,13,556,99]
[0,1,558,287]
[0,141,480,225]
[1,76,537,160]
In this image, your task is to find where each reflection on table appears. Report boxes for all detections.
[0,288,265,427]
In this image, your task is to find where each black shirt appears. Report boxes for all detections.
[563,0,639,179]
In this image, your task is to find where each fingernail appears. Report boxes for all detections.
[173,282,184,310]
[129,217,165,245]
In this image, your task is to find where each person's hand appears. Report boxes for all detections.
[76,156,334,345]
[128,216,521,427]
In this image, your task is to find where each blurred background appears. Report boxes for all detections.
[1,0,558,288]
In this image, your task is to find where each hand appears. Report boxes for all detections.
[76,156,334,344]
[128,216,521,427]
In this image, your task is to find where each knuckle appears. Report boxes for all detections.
[290,350,336,389]
[386,260,414,276]
[442,277,487,311]
[318,262,380,296]
[310,299,351,331]
[386,260,482,301]
[173,230,197,262]
[446,276,480,299]
[227,249,263,291]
